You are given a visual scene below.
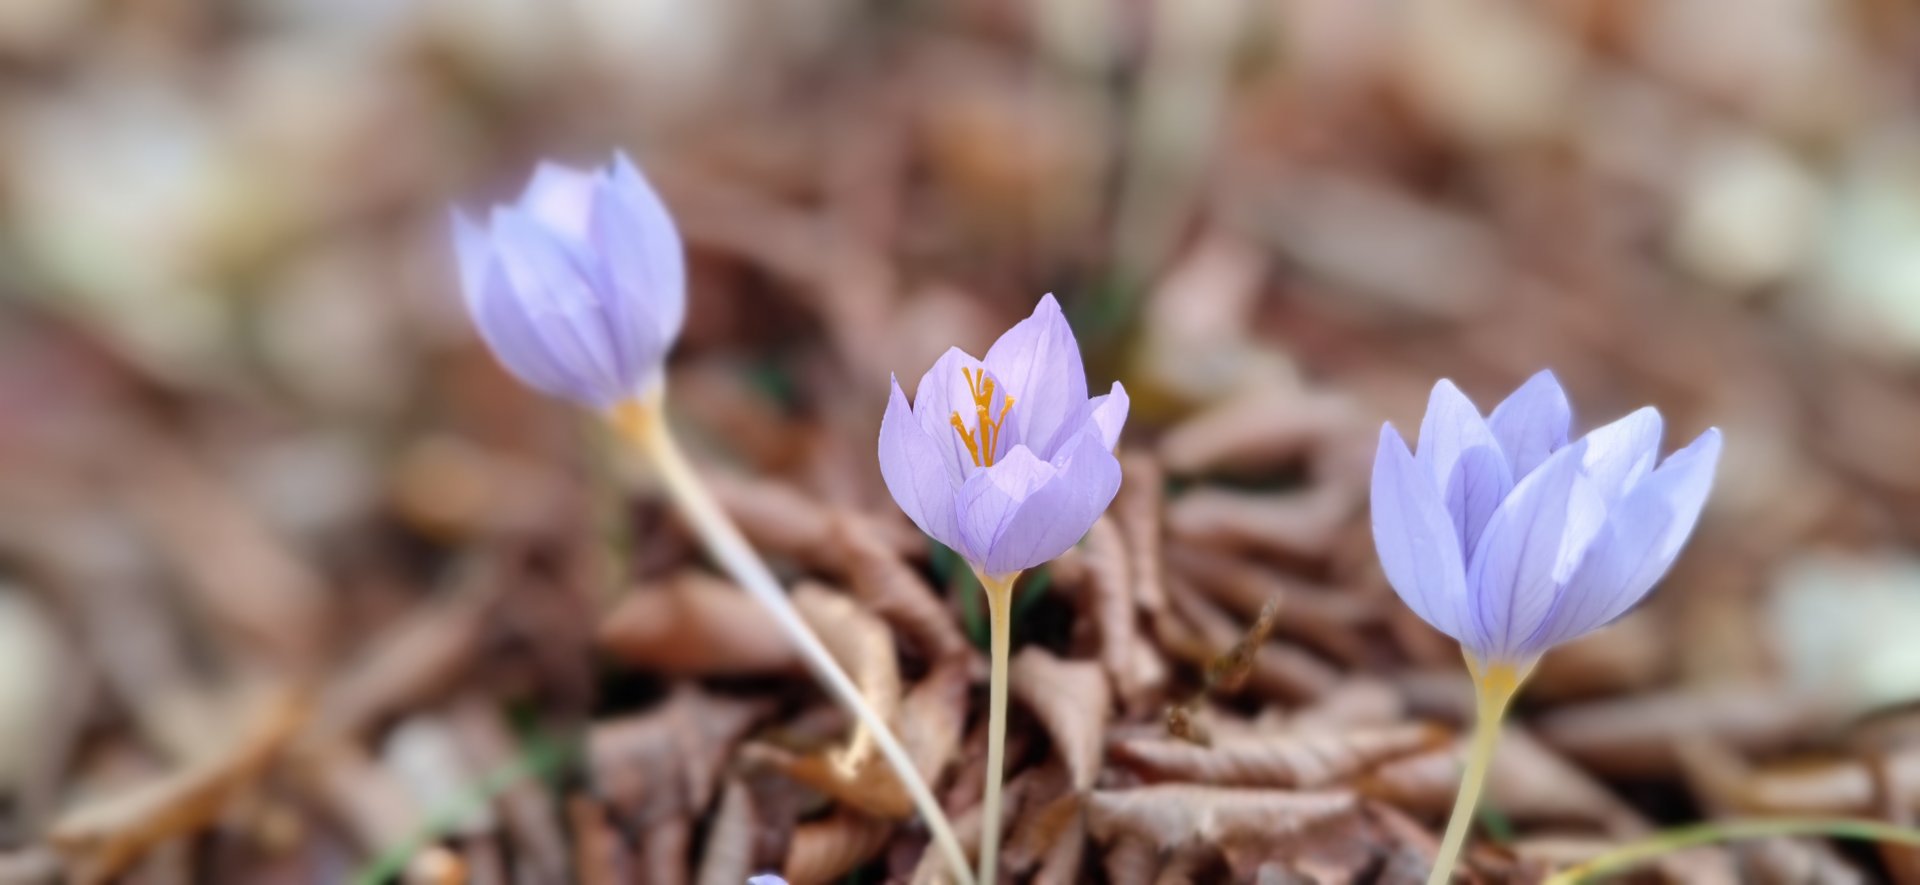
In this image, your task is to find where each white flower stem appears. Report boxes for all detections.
[1426,655,1531,885]
[613,392,976,885]
[976,570,1020,885]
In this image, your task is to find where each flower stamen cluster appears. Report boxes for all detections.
[949,366,1015,468]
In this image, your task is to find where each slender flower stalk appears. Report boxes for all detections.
[1369,372,1722,884]
[877,295,1128,883]
[452,154,974,885]
[1540,817,1920,884]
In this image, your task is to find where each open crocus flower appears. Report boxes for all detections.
[1371,371,1722,666]
[879,295,1128,578]
[451,152,685,410]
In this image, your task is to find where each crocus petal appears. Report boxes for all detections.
[1414,380,1513,555]
[748,877,788,885]
[491,209,627,398]
[971,431,1122,575]
[954,444,1059,570]
[593,152,687,340]
[1370,423,1473,642]
[1487,369,1570,477]
[1088,382,1129,450]
[1525,428,1722,650]
[1464,440,1608,662]
[984,294,1088,458]
[468,252,588,403]
[1578,406,1662,502]
[519,160,598,240]
[911,347,1017,475]
[879,375,962,548]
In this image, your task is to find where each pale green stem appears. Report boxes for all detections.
[1542,817,1920,885]
[1427,656,1532,885]
[613,392,976,885]
[977,571,1020,885]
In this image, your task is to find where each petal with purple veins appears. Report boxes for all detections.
[879,376,963,549]
[1487,369,1570,478]
[973,431,1122,576]
[1370,423,1473,644]
[1414,380,1513,556]
[984,294,1088,457]
[1464,440,1607,662]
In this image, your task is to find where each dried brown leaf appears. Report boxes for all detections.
[1157,390,1360,478]
[1011,647,1111,791]
[590,685,769,824]
[1103,836,1158,885]
[827,512,970,662]
[1167,485,1357,561]
[748,659,968,818]
[782,812,892,885]
[638,817,691,885]
[1116,454,1170,617]
[1165,581,1341,703]
[792,583,901,778]
[1169,546,1372,665]
[597,572,801,677]
[448,698,568,884]
[1086,785,1358,852]
[1536,684,1848,778]
[50,686,306,883]
[1361,726,1642,833]
[1082,516,1167,712]
[1111,724,1446,789]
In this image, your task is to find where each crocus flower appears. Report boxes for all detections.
[451,152,685,409]
[878,295,1128,578]
[747,877,787,885]
[1371,371,1722,665]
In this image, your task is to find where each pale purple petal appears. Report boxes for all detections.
[519,160,598,240]
[1087,382,1129,450]
[1525,428,1722,650]
[748,877,788,885]
[974,430,1122,575]
[1578,406,1662,502]
[468,251,589,403]
[1487,369,1570,477]
[878,375,962,549]
[1414,380,1513,556]
[593,152,687,340]
[491,209,626,398]
[984,294,1088,458]
[954,445,1059,570]
[1464,440,1608,662]
[1370,423,1472,642]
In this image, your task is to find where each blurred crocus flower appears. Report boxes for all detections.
[1371,371,1722,665]
[879,295,1128,578]
[747,877,787,885]
[451,153,685,409]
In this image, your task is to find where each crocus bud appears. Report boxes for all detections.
[451,153,685,409]
[878,295,1129,578]
[1371,371,1722,664]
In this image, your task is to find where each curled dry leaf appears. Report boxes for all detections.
[1156,389,1359,478]
[1167,484,1358,562]
[1116,453,1170,617]
[1362,726,1643,833]
[639,818,692,885]
[1080,516,1166,712]
[1086,785,1358,853]
[791,583,901,778]
[597,572,801,677]
[1288,679,1407,732]
[748,658,968,818]
[1103,836,1159,885]
[1165,580,1341,703]
[1110,724,1446,789]
[50,685,306,883]
[827,512,970,662]
[1011,647,1112,791]
[1536,683,1848,778]
[590,685,770,825]
[781,812,893,885]
[1169,546,1372,665]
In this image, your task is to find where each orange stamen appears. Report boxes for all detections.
[951,367,1016,468]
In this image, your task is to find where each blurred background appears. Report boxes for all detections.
[4,0,1920,882]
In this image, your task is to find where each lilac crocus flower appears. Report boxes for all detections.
[451,153,685,409]
[879,295,1128,578]
[1371,371,1722,665]
[747,877,787,885]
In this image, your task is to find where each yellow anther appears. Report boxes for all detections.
[952,367,1016,468]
